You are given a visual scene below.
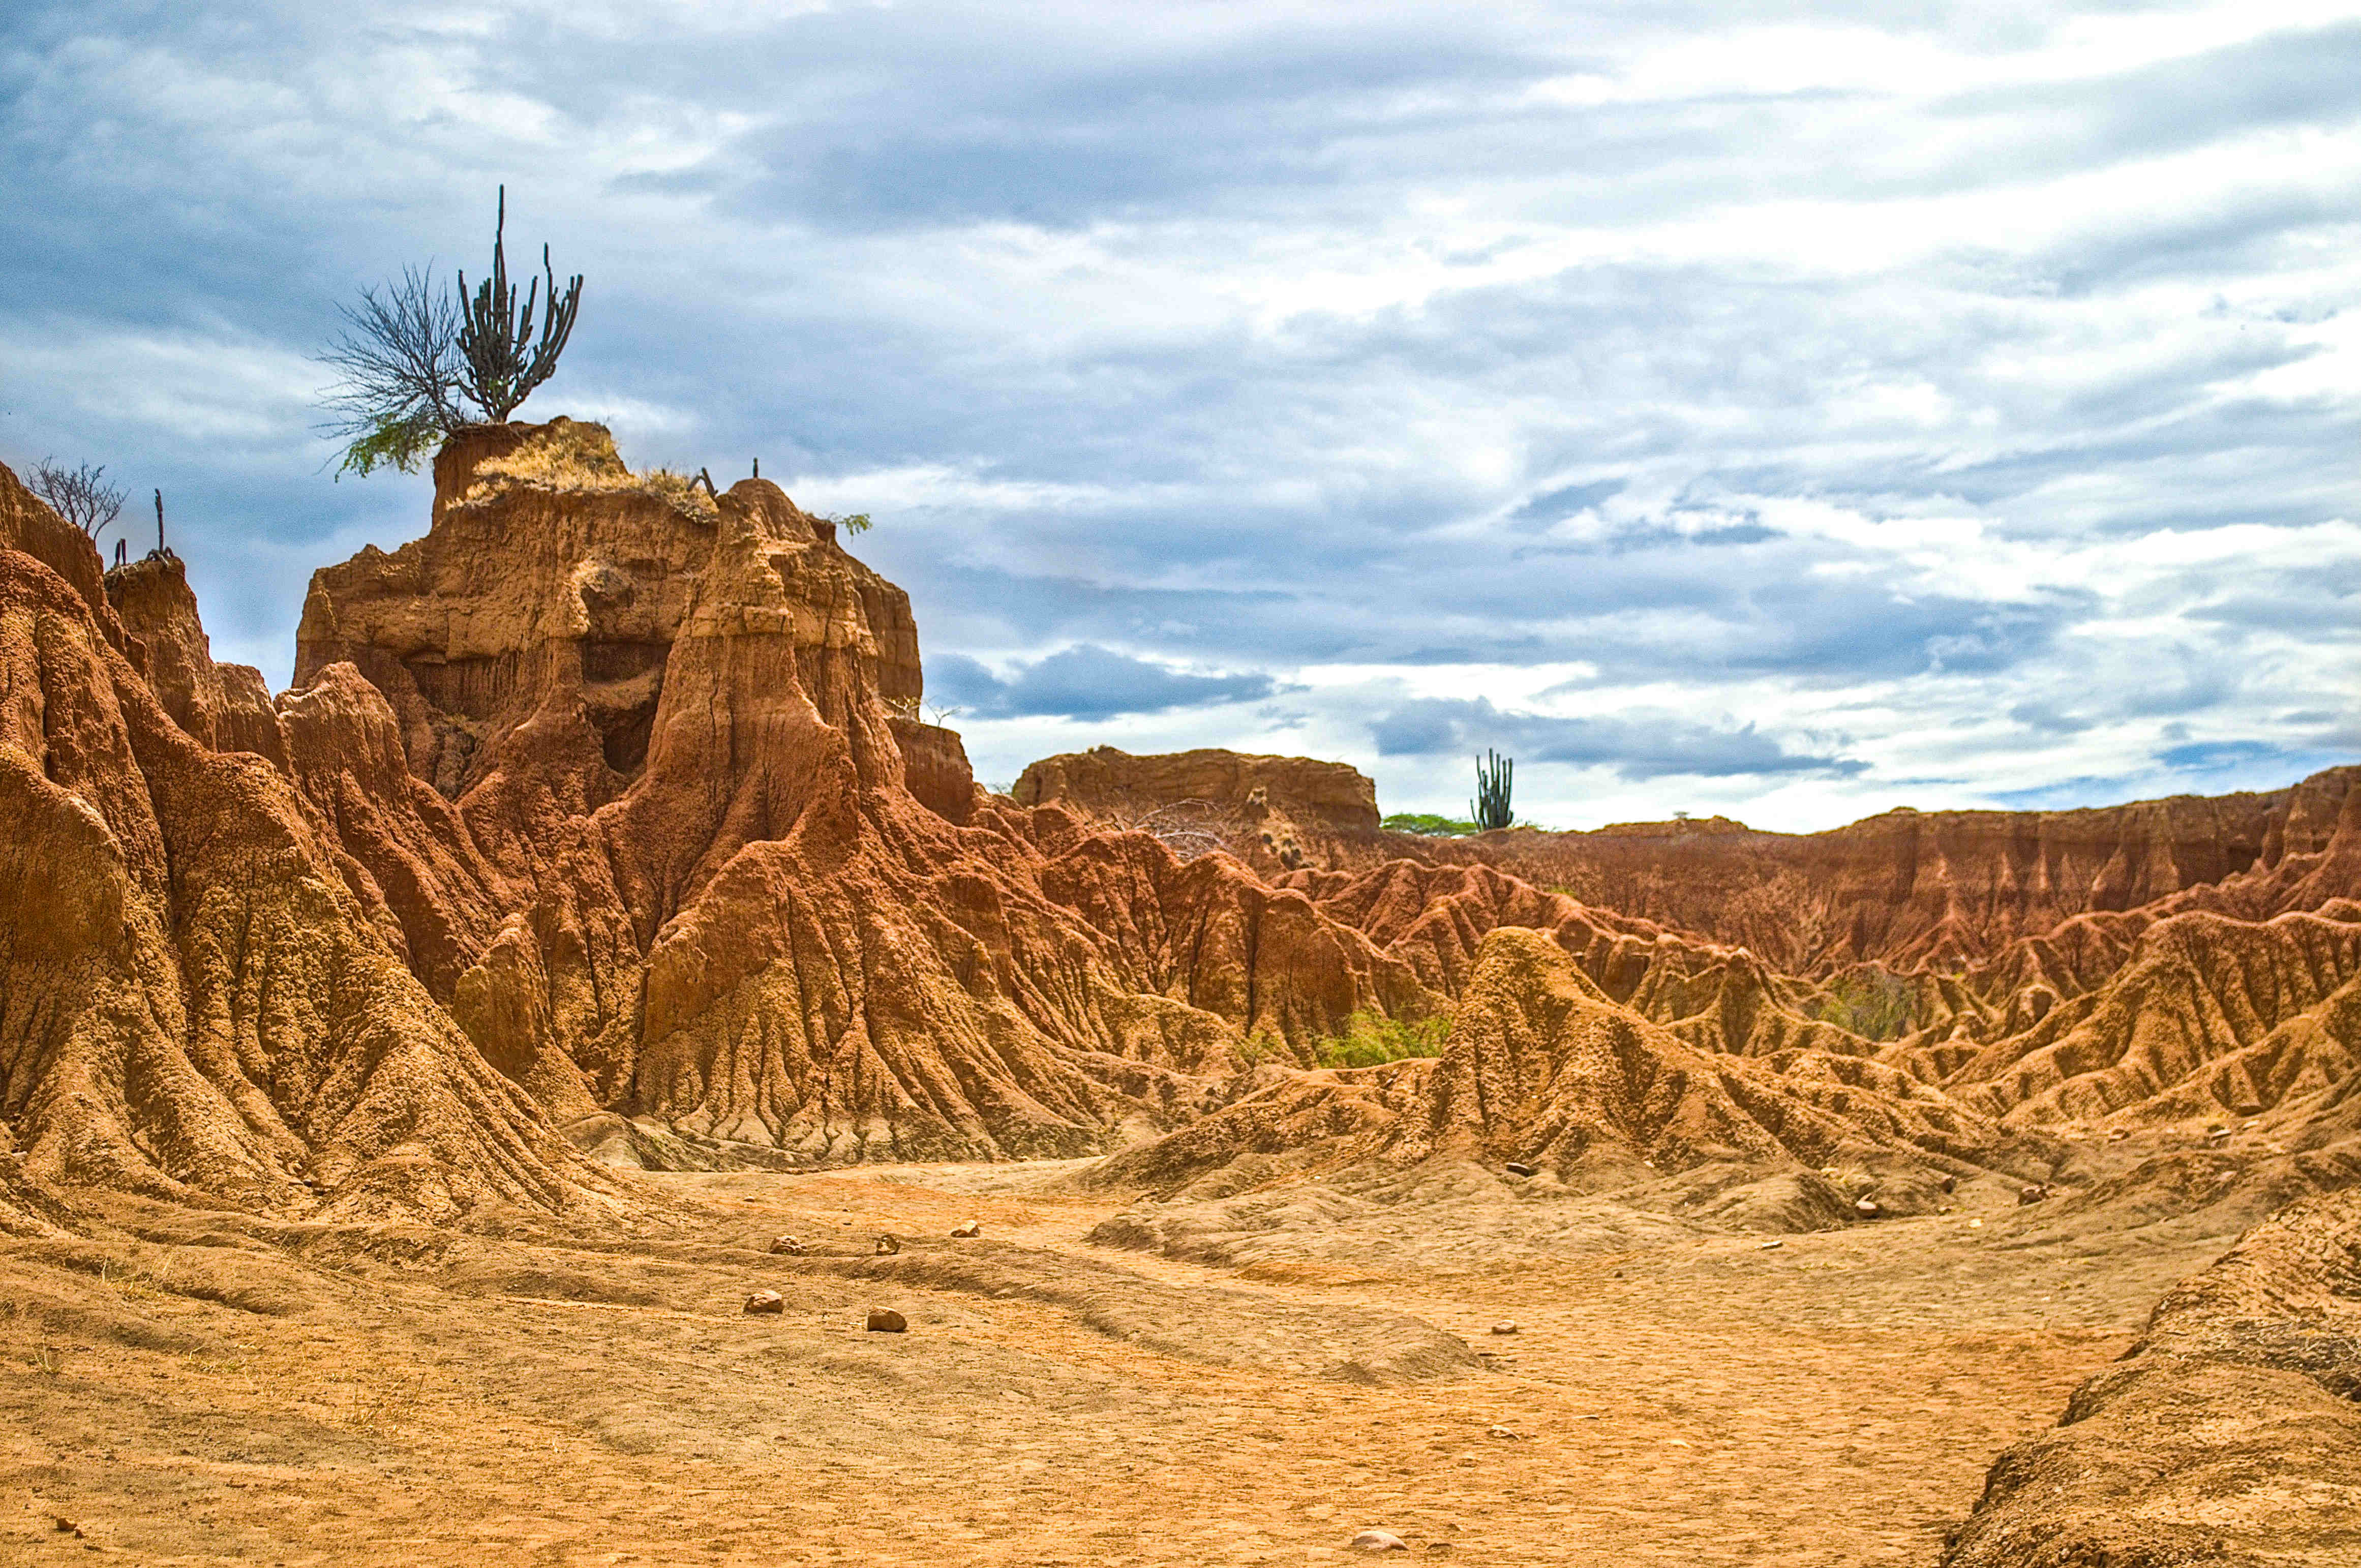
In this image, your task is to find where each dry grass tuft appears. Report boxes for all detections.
[637,466,718,519]
[464,418,717,520]
[99,1250,176,1304]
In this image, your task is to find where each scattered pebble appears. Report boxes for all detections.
[1758,1239,1784,1250]
[769,1234,805,1255]
[874,1233,902,1255]
[1350,1530,1409,1553]
[1489,1321,1520,1336]
[1502,1162,1536,1178]
[865,1307,907,1333]
[743,1290,785,1315]
[1486,1424,1520,1440]
[949,1220,980,1238]
[1854,1196,1882,1218]
[1968,1218,1984,1229]
[2017,1184,2051,1205]
[1938,1173,1959,1193]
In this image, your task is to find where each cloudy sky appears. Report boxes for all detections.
[3,1,2355,830]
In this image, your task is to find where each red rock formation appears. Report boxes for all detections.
[1095,926,2014,1200]
[1016,747,1380,836]
[12,411,2359,1239]
[103,553,287,765]
[1015,745,1380,872]
[1949,908,2361,1128]
[888,714,978,825]
[280,421,1438,1167]
[1945,1186,2361,1566]
[1391,786,2310,973]
[0,457,614,1221]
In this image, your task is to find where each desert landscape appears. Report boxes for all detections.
[1,421,2354,1564]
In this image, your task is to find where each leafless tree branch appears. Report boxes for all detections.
[28,459,127,542]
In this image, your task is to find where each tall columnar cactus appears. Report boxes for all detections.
[457,186,583,423]
[1471,749,1514,831]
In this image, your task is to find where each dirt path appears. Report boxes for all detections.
[0,1163,2233,1565]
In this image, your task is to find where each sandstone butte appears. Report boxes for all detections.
[2,417,2356,1560]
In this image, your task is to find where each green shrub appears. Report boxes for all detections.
[1383,812,1479,836]
[1235,1031,1294,1069]
[1310,1010,1449,1068]
[1811,969,1915,1041]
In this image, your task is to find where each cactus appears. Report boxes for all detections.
[1471,749,1514,831]
[457,186,583,423]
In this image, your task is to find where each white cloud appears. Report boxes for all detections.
[3,0,2355,830]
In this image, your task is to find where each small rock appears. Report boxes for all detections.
[1350,1530,1409,1553]
[1486,1424,1520,1440]
[768,1234,805,1255]
[1489,1321,1520,1335]
[1854,1196,1882,1218]
[1758,1239,1784,1250]
[2205,1126,2231,1143]
[55,1518,83,1537]
[743,1290,785,1315]
[1938,1173,1958,1193]
[949,1220,980,1238]
[2106,1128,2129,1142]
[865,1307,907,1333]
[1502,1162,1536,1178]
[1968,1218,1984,1229]
[874,1233,902,1255]
[2017,1183,2050,1205]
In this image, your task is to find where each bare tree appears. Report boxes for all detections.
[319,187,585,478]
[319,265,466,477]
[28,459,127,543]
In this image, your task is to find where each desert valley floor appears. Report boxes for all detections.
[0,1144,2279,1566]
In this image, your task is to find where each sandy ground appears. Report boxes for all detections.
[0,1160,2239,1566]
